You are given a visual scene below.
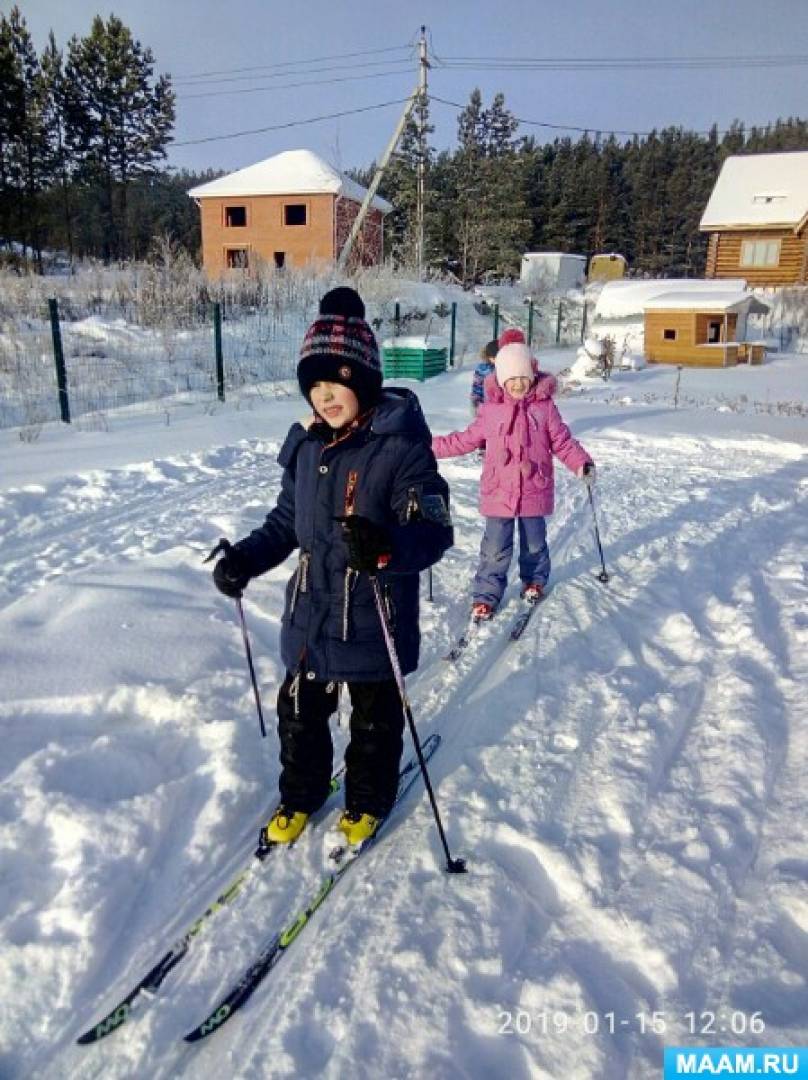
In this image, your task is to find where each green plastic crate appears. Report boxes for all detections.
[382,345,448,382]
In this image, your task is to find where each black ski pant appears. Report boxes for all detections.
[276,671,405,818]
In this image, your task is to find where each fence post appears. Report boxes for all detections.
[449,301,457,367]
[581,301,588,342]
[556,301,563,344]
[213,302,225,402]
[493,303,500,341]
[48,298,70,423]
[527,298,534,346]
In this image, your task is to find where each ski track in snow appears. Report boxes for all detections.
[0,407,807,1079]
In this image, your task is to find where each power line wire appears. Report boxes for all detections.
[176,57,413,90]
[178,65,414,100]
[434,52,808,71]
[174,44,412,82]
[173,97,411,147]
[430,93,798,140]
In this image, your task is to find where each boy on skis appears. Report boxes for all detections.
[211,287,452,848]
[433,341,593,620]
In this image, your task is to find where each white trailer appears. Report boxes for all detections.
[520,252,587,291]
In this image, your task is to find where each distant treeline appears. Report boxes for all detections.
[3,2,808,279]
[358,92,808,283]
[0,6,195,268]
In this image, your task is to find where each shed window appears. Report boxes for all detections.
[707,320,722,344]
[224,205,247,227]
[284,203,307,226]
[740,239,780,267]
[274,251,286,269]
[663,328,677,341]
[226,247,249,269]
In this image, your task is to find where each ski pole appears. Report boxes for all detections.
[585,487,610,584]
[205,538,267,738]
[234,596,267,738]
[426,566,434,602]
[370,575,467,874]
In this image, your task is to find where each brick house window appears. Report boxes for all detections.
[224,206,247,227]
[284,203,307,226]
[740,239,780,267]
[226,247,249,269]
[663,328,677,341]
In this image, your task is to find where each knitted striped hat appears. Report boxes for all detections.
[298,287,381,410]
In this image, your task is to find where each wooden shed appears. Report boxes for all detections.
[187,149,393,277]
[588,253,627,283]
[700,151,808,286]
[643,290,769,367]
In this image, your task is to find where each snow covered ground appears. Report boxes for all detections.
[1,354,807,1079]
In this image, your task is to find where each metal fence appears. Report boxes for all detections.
[0,296,317,430]
[0,286,588,432]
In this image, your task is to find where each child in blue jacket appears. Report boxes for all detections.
[470,339,498,415]
[212,288,452,848]
[470,328,527,415]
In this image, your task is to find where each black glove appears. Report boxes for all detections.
[208,542,252,599]
[336,515,393,573]
[580,462,596,488]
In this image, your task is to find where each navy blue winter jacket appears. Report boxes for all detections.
[233,388,453,682]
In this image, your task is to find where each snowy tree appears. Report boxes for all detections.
[0,7,52,268]
[451,88,530,283]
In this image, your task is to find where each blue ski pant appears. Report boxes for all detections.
[472,515,550,607]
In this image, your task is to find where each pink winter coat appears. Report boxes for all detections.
[432,372,593,517]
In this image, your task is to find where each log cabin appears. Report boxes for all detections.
[700,151,808,286]
[643,290,769,367]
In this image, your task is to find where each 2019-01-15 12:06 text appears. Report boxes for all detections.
[497,1009,766,1037]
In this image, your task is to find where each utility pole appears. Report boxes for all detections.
[336,29,430,273]
[336,85,419,272]
[415,25,429,280]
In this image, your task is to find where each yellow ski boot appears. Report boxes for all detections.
[261,806,309,847]
[338,810,381,847]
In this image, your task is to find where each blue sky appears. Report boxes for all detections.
[19,0,808,176]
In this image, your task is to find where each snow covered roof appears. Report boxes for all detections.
[522,252,587,262]
[594,278,748,319]
[643,290,768,313]
[187,149,393,213]
[699,152,808,231]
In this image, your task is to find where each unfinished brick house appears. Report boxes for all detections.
[188,149,393,277]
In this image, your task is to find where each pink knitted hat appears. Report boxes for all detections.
[495,343,534,387]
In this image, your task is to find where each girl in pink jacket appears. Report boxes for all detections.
[432,343,594,620]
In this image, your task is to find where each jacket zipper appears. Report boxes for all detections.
[289,550,310,616]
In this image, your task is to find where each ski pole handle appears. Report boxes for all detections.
[203,536,233,564]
